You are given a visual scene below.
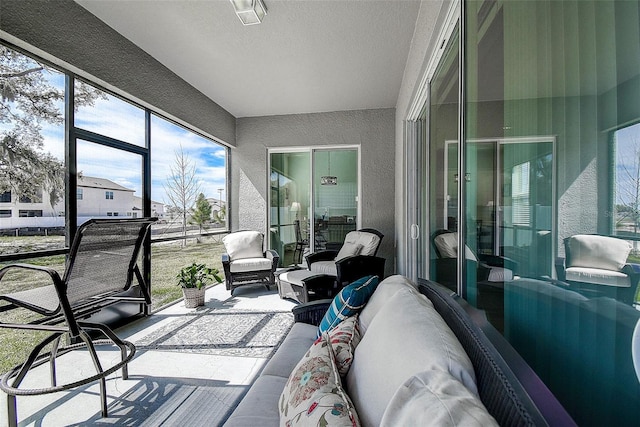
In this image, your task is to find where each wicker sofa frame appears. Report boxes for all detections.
[290,280,575,426]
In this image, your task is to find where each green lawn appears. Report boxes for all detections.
[0,235,227,374]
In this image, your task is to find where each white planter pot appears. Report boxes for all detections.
[182,287,205,308]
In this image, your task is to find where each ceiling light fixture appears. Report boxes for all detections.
[230,0,267,26]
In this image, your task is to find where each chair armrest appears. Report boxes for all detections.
[265,249,278,259]
[0,264,64,315]
[622,263,640,284]
[265,249,280,271]
[0,263,62,284]
[292,299,332,326]
[335,255,385,287]
[555,257,567,281]
[306,250,339,268]
[221,253,232,277]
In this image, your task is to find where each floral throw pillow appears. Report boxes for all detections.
[279,334,360,427]
[313,315,360,377]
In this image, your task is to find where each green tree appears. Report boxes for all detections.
[213,204,226,225]
[0,46,104,206]
[191,193,212,233]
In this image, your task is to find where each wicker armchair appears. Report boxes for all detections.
[555,234,640,304]
[222,230,279,295]
[303,228,385,295]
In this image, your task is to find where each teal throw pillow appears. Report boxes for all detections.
[317,275,379,338]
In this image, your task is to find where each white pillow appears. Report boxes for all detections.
[346,286,477,427]
[342,231,381,256]
[434,232,458,258]
[335,242,363,261]
[380,370,498,427]
[567,234,631,271]
[434,232,478,262]
[222,230,264,261]
[279,334,360,427]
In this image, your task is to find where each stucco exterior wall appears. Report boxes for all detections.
[235,109,396,276]
[0,0,236,146]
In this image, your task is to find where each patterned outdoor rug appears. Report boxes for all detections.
[134,308,294,358]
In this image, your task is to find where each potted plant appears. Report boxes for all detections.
[177,262,223,308]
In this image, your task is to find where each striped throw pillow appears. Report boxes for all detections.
[317,275,379,338]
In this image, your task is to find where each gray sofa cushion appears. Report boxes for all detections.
[224,323,317,427]
[260,322,317,378]
[223,375,287,427]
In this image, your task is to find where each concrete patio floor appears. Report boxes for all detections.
[0,283,296,427]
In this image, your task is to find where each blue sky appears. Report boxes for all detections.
[615,122,640,206]
[33,69,227,207]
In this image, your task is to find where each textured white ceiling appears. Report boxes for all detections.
[75,0,421,118]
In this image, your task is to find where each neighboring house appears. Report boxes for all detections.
[207,197,226,223]
[133,196,166,221]
[70,176,136,218]
[0,176,164,229]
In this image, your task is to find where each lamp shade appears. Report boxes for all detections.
[290,202,301,212]
[230,0,267,25]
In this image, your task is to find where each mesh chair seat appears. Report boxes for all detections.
[1,285,61,314]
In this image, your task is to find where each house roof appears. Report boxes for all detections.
[78,175,135,192]
[133,195,164,206]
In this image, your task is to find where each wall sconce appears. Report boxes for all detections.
[230,0,267,25]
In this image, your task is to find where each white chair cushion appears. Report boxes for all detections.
[335,242,363,261]
[279,269,316,286]
[485,265,513,282]
[434,232,478,262]
[223,231,264,261]
[347,286,477,427]
[380,370,498,427]
[309,260,338,276]
[342,231,381,256]
[566,234,631,271]
[565,266,631,288]
[229,257,272,273]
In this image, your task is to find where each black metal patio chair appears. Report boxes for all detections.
[0,217,157,427]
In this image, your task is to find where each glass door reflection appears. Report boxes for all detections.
[313,149,358,249]
[270,151,311,267]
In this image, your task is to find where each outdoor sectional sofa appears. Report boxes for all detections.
[223,274,573,426]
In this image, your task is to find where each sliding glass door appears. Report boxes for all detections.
[269,148,359,267]
[422,26,460,289]
[313,149,358,250]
